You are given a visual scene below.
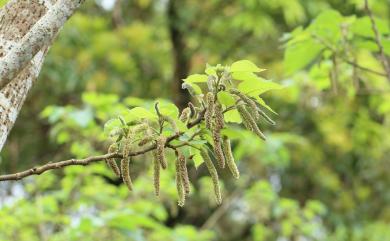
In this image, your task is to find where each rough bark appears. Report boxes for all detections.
[0,0,84,152]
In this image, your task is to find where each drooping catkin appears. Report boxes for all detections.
[214,102,225,129]
[163,115,179,134]
[207,75,216,92]
[205,92,215,130]
[105,144,121,177]
[222,137,240,179]
[153,152,160,196]
[212,128,226,169]
[178,153,190,195]
[121,158,133,191]
[179,107,191,123]
[200,148,222,205]
[230,89,259,120]
[156,136,167,169]
[236,104,266,141]
[252,101,276,125]
[175,157,186,206]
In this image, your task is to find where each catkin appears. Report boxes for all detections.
[222,137,240,179]
[179,107,191,123]
[156,136,168,169]
[212,129,226,169]
[175,157,186,206]
[236,104,266,140]
[200,148,222,205]
[153,152,160,196]
[121,158,133,191]
[214,102,225,129]
[230,89,260,120]
[106,144,121,177]
[178,153,190,195]
[255,105,276,125]
[207,75,216,92]
[205,92,215,130]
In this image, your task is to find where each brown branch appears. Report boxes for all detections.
[0,106,208,182]
[364,0,390,81]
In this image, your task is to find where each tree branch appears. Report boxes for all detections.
[0,106,207,182]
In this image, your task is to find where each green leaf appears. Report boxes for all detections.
[217,91,236,106]
[183,74,208,83]
[184,82,202,95]
[190,148,204,169]
[230,60,265,73]
[224,109,242,123]
[205,64,217,75]
[156,101,179,119]
[232,72,261,81]
[124,107,156,122]
[238,79,283,96]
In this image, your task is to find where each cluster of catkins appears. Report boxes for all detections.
[104,68,274,206]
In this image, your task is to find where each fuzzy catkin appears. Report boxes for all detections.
[236,104,266,140]
[153,152,160,196]
[214,102,225,129]
[230,89,260,120]
[175,157,186,206]
[212,129,226,169]
[200,148,222,205]
[222,137,240,179]
[106,144,121,177]
[179,107,191,123]
[121,158,133,191]
[178,154,190,195]
[156,136,168,169]
[205,92,215,130]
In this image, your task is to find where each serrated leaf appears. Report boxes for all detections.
[224,109,242,123]
[183,74,208,83]
[230,60,265,73]
[238,79,283,96]
[217,91,236,106]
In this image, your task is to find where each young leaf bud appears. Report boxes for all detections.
[222,137,240,179]
[188,102,197,118]
[182,83,196,97]
[121,158,133,191]
[200,148,222,205]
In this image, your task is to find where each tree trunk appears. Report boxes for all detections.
[0,0,84,152]
[168,0,191,110]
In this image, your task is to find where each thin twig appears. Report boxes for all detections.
[0,108,208,182]
[364,0,390,81]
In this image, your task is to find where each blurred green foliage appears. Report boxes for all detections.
[1,0,390,240]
